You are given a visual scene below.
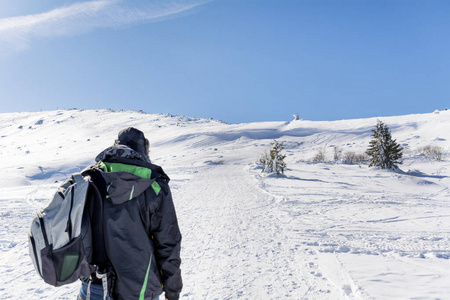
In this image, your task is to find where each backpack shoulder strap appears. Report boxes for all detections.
[84,167,109,271]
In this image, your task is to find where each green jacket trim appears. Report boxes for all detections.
[139,253,153,300]
[129,185,135,200]
[98,161,152,179]
[152,181,161,196]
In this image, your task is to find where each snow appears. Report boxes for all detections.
[0,109,449,299]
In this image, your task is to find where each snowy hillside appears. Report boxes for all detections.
[1,109,449,299]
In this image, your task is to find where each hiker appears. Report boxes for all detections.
[78,127,182,300]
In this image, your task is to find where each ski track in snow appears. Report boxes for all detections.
[1,109,450,299]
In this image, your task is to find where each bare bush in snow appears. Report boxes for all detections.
[420,145,445,161]
[333,146,343,162]
[343,151,368,164]
[313,148,326,162]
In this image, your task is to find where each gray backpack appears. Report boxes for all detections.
[28,173,95,286]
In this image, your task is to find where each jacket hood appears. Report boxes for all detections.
[94,145,170,183]
[100,171,153,205]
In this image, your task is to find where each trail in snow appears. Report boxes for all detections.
[175,164,356,299]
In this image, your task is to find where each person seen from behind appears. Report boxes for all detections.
[78,127,182,300]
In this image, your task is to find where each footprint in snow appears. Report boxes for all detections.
[342,284,352,295]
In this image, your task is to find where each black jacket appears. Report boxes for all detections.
[85,144,182,300]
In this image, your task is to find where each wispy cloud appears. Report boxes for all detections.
[0,0,210,54]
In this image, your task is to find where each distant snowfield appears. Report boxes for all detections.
[0,109,449,299]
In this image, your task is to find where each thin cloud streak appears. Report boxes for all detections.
[0,0,209,54]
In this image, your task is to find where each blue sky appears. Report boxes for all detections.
[0,0,449,124]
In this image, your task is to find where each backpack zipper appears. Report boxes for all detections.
[36,211,50,247]
[65,184,75,240]
[28,233,41,276]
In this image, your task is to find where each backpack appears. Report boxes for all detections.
[28,172,95,287]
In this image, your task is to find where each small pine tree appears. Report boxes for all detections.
[366,120,403,169]
[259,140,287,174]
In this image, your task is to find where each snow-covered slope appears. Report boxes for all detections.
[0,109,449,299]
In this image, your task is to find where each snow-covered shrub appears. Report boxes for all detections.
[343,151,368,164]
[313,148,326,162]
[333,146,343,161]
[366,120,403,169]
[258,140,287,175]
[420,145,444,161]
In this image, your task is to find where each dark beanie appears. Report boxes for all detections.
[115,127,150,162]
